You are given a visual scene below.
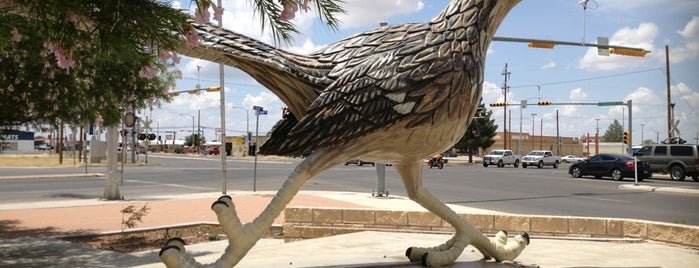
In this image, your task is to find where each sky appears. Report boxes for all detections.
[148,0,699,146]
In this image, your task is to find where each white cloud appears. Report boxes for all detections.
[599,0,699,14]
[569,88,588,102]
[559,88,587,117]
[482,81,503,102]
[541,61,556,69]
[675,83,699,111]
[579,23,658,71]
[336,0,425,29]
[672,16,699,62]
[241,91,280,109]
[241,92,284,131]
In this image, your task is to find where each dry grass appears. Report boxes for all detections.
[0,153,88,167]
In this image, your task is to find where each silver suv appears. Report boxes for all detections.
[634,144,699,181]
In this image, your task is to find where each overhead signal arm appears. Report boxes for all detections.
[167,85,222,96]
[493,36,650,57]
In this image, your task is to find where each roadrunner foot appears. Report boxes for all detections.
[404,231,529,266]
[405,234,469,266]
[160,195,265,267]
[486,231,530,262]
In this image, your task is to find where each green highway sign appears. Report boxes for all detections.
[597,101,624,106]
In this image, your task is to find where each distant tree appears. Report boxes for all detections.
[643,139,654,146]
[601,119,624,142]
[454,102,497,163]
[184,134,205,147]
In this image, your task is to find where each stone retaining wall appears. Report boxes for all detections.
[283,207,699,248]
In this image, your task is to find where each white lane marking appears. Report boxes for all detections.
[573,195,632,203]
[125,179,215,190]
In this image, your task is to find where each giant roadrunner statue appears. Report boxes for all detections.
[160,0,528,266]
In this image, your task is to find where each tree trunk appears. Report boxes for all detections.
[468,147,474,163]
[102,125,121,200]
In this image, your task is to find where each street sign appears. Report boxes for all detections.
[597,101,624,106]
[258,110,268,115]
[252,105,263,111]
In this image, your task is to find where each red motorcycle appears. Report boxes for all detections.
[426,156,444,169]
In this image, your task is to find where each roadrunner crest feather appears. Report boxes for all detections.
[162,1,529,267]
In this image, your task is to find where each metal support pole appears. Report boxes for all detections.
[373,163,388,197]
[253,110,259,192]
[531,113,536,152]
[518,104,522,155]
[540,118,543,150]
[628,99,633,153]
[131,118,137,164]
[218,0,227,195]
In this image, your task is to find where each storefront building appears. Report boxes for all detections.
[0,130,35,154]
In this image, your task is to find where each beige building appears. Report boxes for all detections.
[484,131,585,157]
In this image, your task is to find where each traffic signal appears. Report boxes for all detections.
[528,42,555,49]
[206,86,221,92]
[609,48,649,57]
[167,92,180,97]
[490,102,508,107]
[537,100,552,106]
[623,131,630,144]
[187,89,200,95]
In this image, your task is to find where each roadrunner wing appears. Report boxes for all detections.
[177,21,333,118]
[260,22,481,156]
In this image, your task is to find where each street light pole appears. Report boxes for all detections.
[595,118,600,155]
[180,113,195,147]
[531,113,536,152]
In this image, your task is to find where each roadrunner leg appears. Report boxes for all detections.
[160,150,342,267]
[396,160,529,266]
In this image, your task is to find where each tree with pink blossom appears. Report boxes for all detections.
[1,0,344,127]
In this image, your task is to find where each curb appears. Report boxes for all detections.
[0,173,105,180]
[619,184,699,196]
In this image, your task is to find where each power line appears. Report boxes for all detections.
[509,68,660,89]
[657,68,699,117]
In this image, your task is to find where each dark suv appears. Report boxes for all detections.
[634,144,699,181]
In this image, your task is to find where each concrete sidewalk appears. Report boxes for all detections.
[1,190,698,267]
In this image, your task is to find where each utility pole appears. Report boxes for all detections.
[595,118,600,155]
[501,64,510,149]
[666,45,672,140]
[197,109,201,154]
[556,109,560,155]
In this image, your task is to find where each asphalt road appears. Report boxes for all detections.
[1,154,698,225]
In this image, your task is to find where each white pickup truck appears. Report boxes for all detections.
[483,149,521,168]
[521,150,562,169]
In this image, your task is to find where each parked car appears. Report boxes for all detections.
[483,149,520,168]
[345,159,375,166]
[561,155,584,163]
[36,143,53,151]
[634,144,699,181]
[568,153,650,181]
[521,150,561,168]
[207,146,220,155]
